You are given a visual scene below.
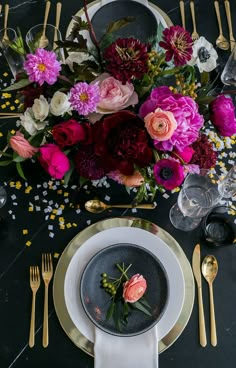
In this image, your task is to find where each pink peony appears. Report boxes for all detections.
[89,73,138,122]
[210,95,236,136]
[139,86,204,151]
[123,274,147,303]
[144,108,177,141]
[38,144,70,179]
[9,131,38,158]
[23,48,61,86]
[173,146,195,163]
[153,158,185,190]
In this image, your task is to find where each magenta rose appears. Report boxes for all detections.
[123,274,147,303]
[173,146,195,163]
[89,73,138,122]
[38,144,70,179]
[139,86,204,151]
[153,158,185,190]
[210,95,236,136]
[93,110,153,175]
[52,119,91,148]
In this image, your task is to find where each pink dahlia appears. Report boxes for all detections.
[159,25,193,66]
[69,82,100,115]
[103,38,149,84]
[153,158,185,190]
[139,86,204,151]
[23,48,61,86]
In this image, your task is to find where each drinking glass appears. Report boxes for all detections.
[0,28,25,78]
[169,170,221,231]
[218,164,236,199]
[25,24,64,60]
[221,44,236,86]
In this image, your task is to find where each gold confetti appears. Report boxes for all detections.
[54,253,60,259]
[10,130,16,134]
[23,229,28,235]
[50,214,55,220]
[26,241,32,247]
[28,207,34,212]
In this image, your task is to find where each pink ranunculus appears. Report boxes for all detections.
[139,86,204,151]
[123,274,147,303]
[108,170,144,187]
[9,131,38,158]
[210,95,236,136]
[144,108,177,141]
[38,144,70,179]
[89,73,138,122]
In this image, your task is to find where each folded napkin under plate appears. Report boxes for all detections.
[64,226,185,366]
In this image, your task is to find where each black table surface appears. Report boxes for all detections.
[0,1,236,367]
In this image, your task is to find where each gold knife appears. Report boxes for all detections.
[192,243,207,347]
[179,1,186,29]
[224,0,235,52]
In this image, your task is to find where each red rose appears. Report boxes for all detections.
[52,119,92,148]
[94,110,153,175]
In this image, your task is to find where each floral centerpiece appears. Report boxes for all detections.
[1,1,236,203]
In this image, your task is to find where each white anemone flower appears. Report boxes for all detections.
[188,36,218,72]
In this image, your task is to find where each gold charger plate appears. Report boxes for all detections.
[53,217,194,355]
[66,0,173,38]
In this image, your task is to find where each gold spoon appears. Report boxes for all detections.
[224,0,235,52]
[214,1,229,50]
[38,1,51,49]
[2,4,9,43]
[0,4,2,16]
[179,1,186,29]
[201,255,218,347]
[84,199,156,213]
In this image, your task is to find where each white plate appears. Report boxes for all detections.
[66,0,168,48]
[64,226,185,342]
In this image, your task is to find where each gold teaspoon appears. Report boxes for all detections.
[2,4,9,43]
[214,1,229,50]
[84,199,156,213]
[201,255,218,347]
[53,2,62,50]
[224,0,235,52]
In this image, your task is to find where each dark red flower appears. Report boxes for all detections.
[159,25,193,66]
[94,110,153,175]
[74,145,106,180]
[52,119,92,148]
[20,84,45,109]
[103,38,149,84]
[191,134,217,169]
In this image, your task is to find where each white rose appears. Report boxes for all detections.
[32,95,49,122]
[65,52,93,72]
[50,91,71,116]
[19,108,47,136]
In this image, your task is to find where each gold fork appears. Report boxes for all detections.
[42,253,53,348]
[29,266,40,348]
[190,1,199,41]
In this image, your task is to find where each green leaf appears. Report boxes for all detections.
[200,71,210,86]
[104,16,135,36]
[13,152,26,162]
[3,78,32,91]
[16,162,27,180]
[0,160,12,166]
[79,176,88,187]
[132,301,152,316]
[138,297,151,309]
[64,166,74,186]
[106,302,115,320]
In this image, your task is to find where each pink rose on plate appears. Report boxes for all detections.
[210,95,236,136]
[144,108,177,141]
[123,274,147,303]
[10,131,38,159]
[139,86,204,151]
[38,144,70,179]
[89,73,138,122]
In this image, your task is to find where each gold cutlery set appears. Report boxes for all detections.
[29,253,53,348]
[192,244,218,347]
[179,0,235,51]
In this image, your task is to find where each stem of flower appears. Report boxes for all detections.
[116,263,132,281]
[83,0,103,70]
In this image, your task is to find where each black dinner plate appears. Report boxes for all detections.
[91,0,158,44]
[80,243,169,336]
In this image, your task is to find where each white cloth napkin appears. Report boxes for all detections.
[94,326,159,368]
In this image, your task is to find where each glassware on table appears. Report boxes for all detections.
[221,44,236,85]
[218,164,236,199]
[0,186,7,225]
[202,205,235,247]
[169,170,221,231]
[0,28,25,78]
[25,24,64,61]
